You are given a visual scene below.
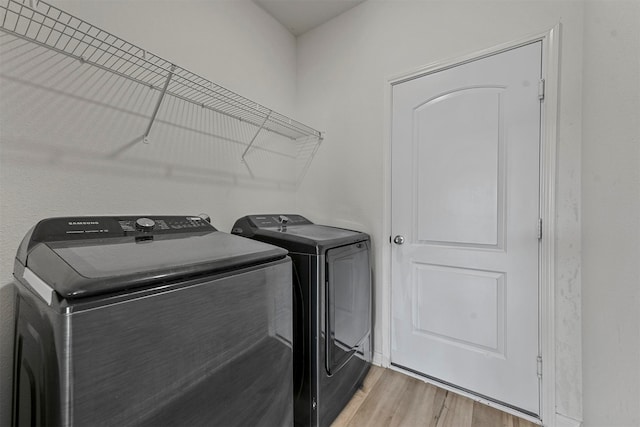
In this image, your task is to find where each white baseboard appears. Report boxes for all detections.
[372,351,389,367]
[554,413,582,427]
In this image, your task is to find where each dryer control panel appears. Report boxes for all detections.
[242,214,312,229]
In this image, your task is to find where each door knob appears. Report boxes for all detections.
[393,235,405,245]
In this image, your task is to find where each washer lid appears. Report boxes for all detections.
[15,216,287,299]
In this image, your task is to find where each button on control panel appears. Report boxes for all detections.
[167,217,208,230]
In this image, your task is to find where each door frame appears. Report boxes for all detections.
[380,26,560,426]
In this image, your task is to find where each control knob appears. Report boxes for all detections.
[135,217,155,231]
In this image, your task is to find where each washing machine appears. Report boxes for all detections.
[232,214,372,427]
[10,215,293,427]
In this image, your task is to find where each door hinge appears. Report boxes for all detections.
[537,218,543,240]
[537,355,543,379]
[538,79,545,101]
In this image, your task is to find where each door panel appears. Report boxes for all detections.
[412,264,505,354]
[415,87,505,247]
[391,42,542,415]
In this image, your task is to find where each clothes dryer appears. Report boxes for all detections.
[232,214,372,427]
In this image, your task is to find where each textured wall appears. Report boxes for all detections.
[295,0,584,423]
[581,1,640,426]
[3,1,638,426]
[0,1,298,425]
[0,0,299,280]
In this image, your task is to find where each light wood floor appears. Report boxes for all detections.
[331,366,539,427]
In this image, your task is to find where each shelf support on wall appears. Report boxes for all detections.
[241,111,271,178]
[241,111,272,161]
[143,64,175,143]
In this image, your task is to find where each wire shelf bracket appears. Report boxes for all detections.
[144,64,175,144]
[241,111,272,162]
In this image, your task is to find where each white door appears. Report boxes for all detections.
[391,42,542,415]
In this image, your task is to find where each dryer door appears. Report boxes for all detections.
[325,241,371,375]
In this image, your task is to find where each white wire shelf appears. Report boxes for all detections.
[0,0,323,182]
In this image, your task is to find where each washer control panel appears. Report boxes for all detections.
[27,215,216,245]
[117,216,210,233]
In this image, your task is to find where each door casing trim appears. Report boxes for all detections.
[381,25,560,426]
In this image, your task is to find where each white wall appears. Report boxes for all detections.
[0,1,297,424]
[0,0,299,280]
[2,1,638,426]
[295,0,584,423]
[581,1,640,426]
